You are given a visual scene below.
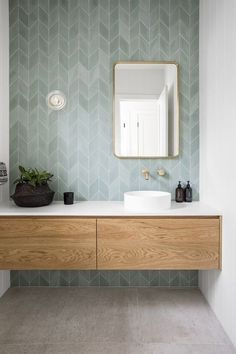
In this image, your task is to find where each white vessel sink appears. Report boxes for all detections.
[124,191,171,212]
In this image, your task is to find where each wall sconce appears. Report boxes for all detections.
[46,90,66,111]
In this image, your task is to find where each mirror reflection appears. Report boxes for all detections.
[114,62,179,158]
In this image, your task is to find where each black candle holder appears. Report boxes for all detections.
[64,192,74,205]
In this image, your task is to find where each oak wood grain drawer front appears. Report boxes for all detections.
[0,218,96,270]
[97,218,221,270]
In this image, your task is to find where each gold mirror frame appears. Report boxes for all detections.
[113,61,180,159]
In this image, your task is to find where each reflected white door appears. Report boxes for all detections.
[138,103,159,156]
[120,102,138,156]
[119,94,168,156]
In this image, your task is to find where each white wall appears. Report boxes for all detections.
[0,0,10,296]
[199,0,236,347]
[116,67,165,96]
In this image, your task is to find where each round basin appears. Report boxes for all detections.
[124,191,171,212]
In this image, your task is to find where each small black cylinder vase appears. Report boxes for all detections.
[64,192,74,205]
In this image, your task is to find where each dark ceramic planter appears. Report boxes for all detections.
[11,183,55,207]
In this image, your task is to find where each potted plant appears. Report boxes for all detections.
[11,166,55,207]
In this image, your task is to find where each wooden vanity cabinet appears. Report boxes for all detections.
[97,217,221,270]
[0,216,221,270]
[0,217,96,269]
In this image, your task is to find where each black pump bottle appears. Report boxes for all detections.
[185,181,192,202]
[175,181,184,203]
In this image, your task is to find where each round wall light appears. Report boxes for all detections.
[46,90,66,110]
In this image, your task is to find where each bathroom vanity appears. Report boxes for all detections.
[0,202,221,271]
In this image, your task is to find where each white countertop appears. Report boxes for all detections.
[0,201,221,216]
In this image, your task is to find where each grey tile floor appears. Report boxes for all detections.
[0,288,235,354]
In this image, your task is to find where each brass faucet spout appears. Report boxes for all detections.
[142,169,150,180]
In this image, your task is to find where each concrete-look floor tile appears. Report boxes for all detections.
[136,288,231,345]
[44,342,143,354]
[0,343,47,354]
[0,287,234,351]
[95,288,139,342]
[0,289,66,344]
[94,288,138,318]
[0,288,65,317]
[48,287,138,344]
[139,343,236,354]
[47,286,106,299]
[1,316,53,345]
[47,292,101,343]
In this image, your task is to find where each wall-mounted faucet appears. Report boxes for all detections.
[142,168,150,180]
[142,168,166,180]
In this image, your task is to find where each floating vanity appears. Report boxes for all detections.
[0,201,221,271]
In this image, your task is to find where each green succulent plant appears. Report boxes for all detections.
[14,166,53,187]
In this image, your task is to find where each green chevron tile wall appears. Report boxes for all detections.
[9,0,199,287]
[11,270,198,288]
[9,0,199,200]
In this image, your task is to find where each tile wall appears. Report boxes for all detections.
[9,0,199,287]
[11,270,198,287]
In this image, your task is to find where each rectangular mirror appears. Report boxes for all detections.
[113,62,179,158]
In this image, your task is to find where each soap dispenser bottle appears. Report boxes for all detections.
[185,181,192,202]
[175,181,184,203]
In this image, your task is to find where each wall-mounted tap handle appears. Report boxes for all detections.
[157,169,166,177]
